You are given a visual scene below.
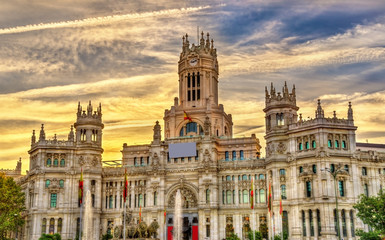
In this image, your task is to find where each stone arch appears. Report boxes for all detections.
[175,119,205,137]
[166,182,198,209]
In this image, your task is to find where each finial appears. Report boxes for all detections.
[39,124,46,141]
[31,129,36,144]
[265,86,269,98]
[316,99,324,119]
[348,101,353,122]
[186,33,188,41]
[182,35,185,44]
[211,39,214,50]
[333,111,337,119]
[54,134,57,141]
[299,113,303,122]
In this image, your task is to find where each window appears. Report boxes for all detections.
[299,166,303,173]
[298,143,303,151]
[80,129,86,141]
[50,193,57,208]
[139,194,143,207]
[335,140,339,148]
[243,189,249,203]
[339,181,345,197]
[312,164,317,173]
[92,194,95,207]
[42,218,47,234]
[302,211,306,236]
[59,179,64,188]
[317,209,321,236]
[334,209,338,236]
[222,191,225,205]
[154,192,157,206]
[330,164,335,173]
[362,167,367,176]
[309,210,314,236]
[232,151,236,160]
[342,140,347,149]
[306,181,312,197]
[53,158,58,167]
[134,157,137,166]
[277,113,284,126]
[259,189,265,203]
[259,174,265,180]
[206,189,210,203]
[49,218,55,234]
[279,169,286,176]
[283,211,289,236]
[328,139,332,148]
[226,190,231,204]
[60,159,65,167]
[46,179,50,188]
[364,184,369,196]
[342,210,347,237]
[57,218,62,233]
[46,158,51,167]
[242,175,247,180]
[240,150,244,160]
[305,142,309,150]
[226,175,231,181]
[206,225,210,238]
[281,185,287,199]
[109,195,113,209]
[140,157,144,166]
[344,165,349,173]
[225,151,229,161]
[233,190,236,204]
[312,140,316,149]
[195,150,199,161]
[350,210,355,237]
[147,156,150,165]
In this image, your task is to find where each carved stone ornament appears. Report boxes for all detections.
[79,156,85,166]
[168,187,197,208]
[277,142,286,154]
[151,153,160,171]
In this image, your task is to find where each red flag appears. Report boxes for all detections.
[139,206,142,224]
[123,168,128,202]
[183,111,192,122]
[164,208,167,224]
[79,168,84,204]
[250,178,254,209]
[279,195,283,215]
[268,182,272,215]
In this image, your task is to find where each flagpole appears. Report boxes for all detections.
[79,202,82,240]
[123,200,126,240]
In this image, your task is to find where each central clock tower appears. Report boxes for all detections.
[163,31,233,139]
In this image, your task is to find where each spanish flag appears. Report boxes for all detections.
[183,111,192,122]
[139,206,142,224]
[268,182,272,216]
[123,168,128,202]
[250,178,254,209]
[79,168,83,205]
[164,208,167,224]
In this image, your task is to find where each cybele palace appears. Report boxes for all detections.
[12,32,385,240]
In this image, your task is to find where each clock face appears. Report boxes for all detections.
[189,58,198,66]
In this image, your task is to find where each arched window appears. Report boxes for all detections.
[57,218,62,233]
[328,139,332,148]
[109,195,113,208]
[317,209,321,236]
[259,189,265,203]
[339,181,345,197]
[49,218,55,234]
[147,156,150,165]
[134,157,137,166]
[283,211,289,236]
[226,190,231,204]
[81,129,86,141]
[281,185,287,199]
[46,158,51,167]
[225,151,229,161]
[92,194,95,207]
[302,210,306,236]
[362,167,367,176]
[226,175,231,181]
[205,189,210,203]
[242,175,248,180]
[312,164,317,173]
[42,218,47,234]
[140,157,144,166]
[342,140,347,149]
[335,140,339,148]
[299,166,303,173]
[342,209,347,237]
[364,184,369,196]
[53,159,58,167]
[305,142,309,149]
[243,189,249,203]
[259,174,265,180]
[46,179,51,188]
[306,181,312,197]
[139,194,143,207]
[334,209,338,235]
[298,143,303,151]
[276,113,284,126]
[240,150,244,160]
[232,151,236,160]
[154,192,158,206]
[59,179,64,188]
[350,210,355,237]
[60,159,65,167]
[309,210,314,236]
[312,140,316,149]
[330,164,335,173]
[279,169,286,176]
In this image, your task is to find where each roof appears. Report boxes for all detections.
[356,142,385,149]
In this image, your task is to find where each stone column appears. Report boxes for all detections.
[346,210,352,239]
[313,209,318,238]
[339,210,343,239]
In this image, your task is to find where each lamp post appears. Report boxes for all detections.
[322,165,346,240]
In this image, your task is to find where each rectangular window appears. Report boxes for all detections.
[328,140,332,148]
[240,150,244,160]
[306,181,312,197]
[192,90,196,101]
[188,91,191,101]
[302,211,306,236]
[362,167,367,176]
[192,76,195,87]
[197,89,200,100]
[310,210,314,236]
[206,225,210,237]
[50,193,57,208]
[232,151,236,160]
[339,181,345,197]
[279,169,286,176]
[188,77,191,88]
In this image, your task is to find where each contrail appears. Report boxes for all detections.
[0,5,214,35]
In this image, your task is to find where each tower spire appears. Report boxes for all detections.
[31,130,36,144]
[315,99,324,119]
[39,124,45,141]
[348,102,354,123]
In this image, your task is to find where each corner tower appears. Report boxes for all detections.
[164,32,233,139]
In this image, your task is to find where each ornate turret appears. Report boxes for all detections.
[152,121,161,144]
[39,124,45,142]
[348,102,354,123]
[31,130,36,145]
[315,99,324,119]
[68,125,75,142]
[265,81,297,109]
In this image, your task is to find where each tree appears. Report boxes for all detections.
[0,173,25,239]
[355,230,382,240]
[353,189,385,235]
[39,233,62,240]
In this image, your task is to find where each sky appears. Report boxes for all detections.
[1,0,385,173]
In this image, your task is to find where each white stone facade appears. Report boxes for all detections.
[18,32,385,240]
